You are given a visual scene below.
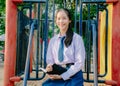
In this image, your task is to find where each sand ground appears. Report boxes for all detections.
[0,58,110,86]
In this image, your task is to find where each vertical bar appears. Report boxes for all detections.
[28,3,33,79]
[87,3,91,80]
[104,8,108,77]
[23,20,36,86]
[74,0,78,32]
[79,0,82,36]
[43,0,49,68]
[98,7,108,77]
[92,22,98,86]
[4,0,17,86]
[112,1,120,84]
[52,0,55,36]
[96,3,99,74]
[64,0,66,8]
[36,3,41,79]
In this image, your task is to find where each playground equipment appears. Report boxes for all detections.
[4,0,120,86]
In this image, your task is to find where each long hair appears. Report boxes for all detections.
[55,8,73,47]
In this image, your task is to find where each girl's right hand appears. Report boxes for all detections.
[46,64,53,72]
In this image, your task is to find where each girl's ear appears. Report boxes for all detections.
[69,20,71,23]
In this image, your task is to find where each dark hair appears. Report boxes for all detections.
[56,8,73,47]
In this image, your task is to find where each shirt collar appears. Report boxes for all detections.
[57,33,66,38]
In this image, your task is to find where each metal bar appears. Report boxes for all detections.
[27,3,32,80]
[4,0,17,85]
[96,3,99,70]
[74,0,78,32]
[36,3,46,80]
[52,0,55,36]
[82,0,106,3]
[106,0,118,3]
[92,21,98,86]
[43,0,49,68]
[86,4,91,80]
[12,0,46,3]
[12,0,23,3]
[84,79,105,83]
[82,0,118,3]
[39,3,43,68]
[98,6,108,77]
[23,20,37,86]
[86,23,91,80]
[104,7,108,77]
[36,3,40,79]
[79,0,83,36]
[23,0,46,3]
[64,0,66,8]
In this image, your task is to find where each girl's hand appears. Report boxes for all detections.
[48,74,62,80]
[46,64,53,72]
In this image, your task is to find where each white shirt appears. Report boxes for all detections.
[46,32,85,80]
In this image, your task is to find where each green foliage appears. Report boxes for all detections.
[0,0,5,46]
[82,4,97,20]
[0,0,5,34]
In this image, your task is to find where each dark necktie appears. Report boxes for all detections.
[58,37,65,62]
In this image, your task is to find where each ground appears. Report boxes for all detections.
[0,58,4,86]
[0,58,110,86]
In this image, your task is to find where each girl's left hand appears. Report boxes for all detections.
[48,74,62,80]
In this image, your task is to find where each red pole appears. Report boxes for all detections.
[12,0,23,3]
[112,1,120,85]
[106,0,118,3]
[4,0,18,86]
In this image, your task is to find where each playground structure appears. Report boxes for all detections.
[4,0,120,86]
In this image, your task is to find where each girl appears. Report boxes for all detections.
[42,8,85,86]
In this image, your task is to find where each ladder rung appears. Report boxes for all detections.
[23,0,46,3]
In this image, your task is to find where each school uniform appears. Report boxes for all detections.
[42,32,85,86]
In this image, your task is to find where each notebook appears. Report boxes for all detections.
[40,64,67,75]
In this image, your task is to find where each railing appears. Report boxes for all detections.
[81,1,109,85]
[16,0,109,86]
[23,19,37,86]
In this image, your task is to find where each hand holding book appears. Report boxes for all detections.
[40,64,67,75]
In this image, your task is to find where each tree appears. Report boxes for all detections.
[0,0,5,46]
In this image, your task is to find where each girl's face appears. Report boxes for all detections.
[56,10,71,34]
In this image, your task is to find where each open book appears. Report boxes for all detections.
[40,64,67,75]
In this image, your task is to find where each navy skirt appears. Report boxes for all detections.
[42,70,84,86]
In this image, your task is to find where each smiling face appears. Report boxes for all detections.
[56,10,71,35]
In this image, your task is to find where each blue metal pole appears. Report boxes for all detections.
[74,0,78,32]
[23,20,37,86]
[82,0,106,3]
[36,3,41,79]
[52,0,55,36]
[43,0,49,68]
[92,21,98,86]
[79,0,83,36]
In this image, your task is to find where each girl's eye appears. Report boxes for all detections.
[63,17,66,19]
[57,18,60,21]
[57,17,67,20]
[57,17,60,20]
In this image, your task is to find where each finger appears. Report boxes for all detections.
[49,75,55,80]
[46,65,53,72]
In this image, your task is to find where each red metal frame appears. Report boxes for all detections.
[106,0,118,3]
[4,0,120,86]
[4,0,34,86]
[12,0,23,3]
[112,1,120,86]
[4,0,17,86]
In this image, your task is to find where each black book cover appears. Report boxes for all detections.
[47,64,67,75]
